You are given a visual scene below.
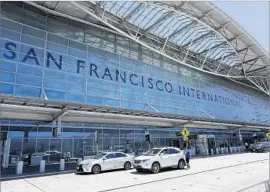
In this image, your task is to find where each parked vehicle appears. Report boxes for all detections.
[77,152,134,174]
[133,147,186,174]
[44,151,67,161]
[252,142,270,152]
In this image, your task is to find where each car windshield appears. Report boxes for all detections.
[143,148,162,156]
[92,153,107,159]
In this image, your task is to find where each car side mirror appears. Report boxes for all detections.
[160,153,164,156]
[102,157,107,161]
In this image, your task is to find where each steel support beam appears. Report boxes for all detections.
[247,66,267,74]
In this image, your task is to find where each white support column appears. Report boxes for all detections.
[3,138,11,168]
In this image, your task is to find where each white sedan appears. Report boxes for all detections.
[77,152,134,174]
[133,147,186,174]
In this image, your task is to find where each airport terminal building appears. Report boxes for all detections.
[0,1,269,166]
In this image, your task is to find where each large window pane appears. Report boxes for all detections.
[1,83,14,94]
[21,34,46,48]
[17,64,43,77]
[16,73,42,86]
[44,89,65,100]
[9,138,23,166]
[0,60,17,72]
[43,79,66,91]
[84,128,102,154]
[1,71,15,83]
[119,129,134,154]
[22,25,46,39]
[1,18,22,32]
[14,85,40,97]
[49,138,62,163]
[44,69,66,81]
[1,27,20,41]
[103,128,119,152]
[66,93,85,103]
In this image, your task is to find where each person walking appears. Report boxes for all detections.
[185,149,190,169]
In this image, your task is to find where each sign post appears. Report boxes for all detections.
[181,128,190,149]
[145,130,150,150]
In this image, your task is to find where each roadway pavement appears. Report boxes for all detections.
[1,153,269,192]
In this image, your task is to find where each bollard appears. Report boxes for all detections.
[225,148,228,154]
[229,147,232,153]
[40,160,45,173]
[216,148,219,155]
[211,149,214,155]
[60,159,65,171]
[238,146,241,153]
[221,148,224,154]
[16,161,23,175]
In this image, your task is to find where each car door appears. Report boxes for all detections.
[159,149,170,168]
[114,153,127,169]
[102,153,116,171]
[167,148,180,166]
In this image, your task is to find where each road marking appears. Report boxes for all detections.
[24,179,47,192]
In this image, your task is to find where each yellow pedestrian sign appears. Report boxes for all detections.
[181,128,190,138]
[183,136,188,141]
[266,132,270,139]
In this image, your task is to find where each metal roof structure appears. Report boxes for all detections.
[1,94,269,131]
[26,1,270,95]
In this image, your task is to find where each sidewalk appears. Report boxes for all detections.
[0,151,247,181]
[0,163,77,181]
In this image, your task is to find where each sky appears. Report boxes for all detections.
[214,1,269,53]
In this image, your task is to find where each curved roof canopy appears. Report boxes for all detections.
[27,1,270,95]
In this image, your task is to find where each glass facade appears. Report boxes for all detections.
[0,2,268,166]
[2,120,260,166]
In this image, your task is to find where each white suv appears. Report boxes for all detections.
[77,152,134,174]
[133,147,186,173]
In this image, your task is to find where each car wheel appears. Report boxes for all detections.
[178,159,185,170]
[261,148,265,153]
[124,162,131,170]
[151,162,160,174]
[92,165,101,174]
